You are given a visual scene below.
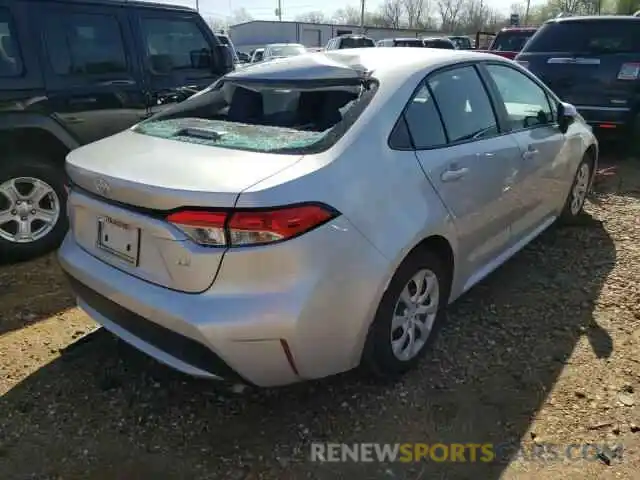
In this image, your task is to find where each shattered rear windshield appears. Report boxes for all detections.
[134,77,377,154]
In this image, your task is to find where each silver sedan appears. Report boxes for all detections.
[59,48,597,387]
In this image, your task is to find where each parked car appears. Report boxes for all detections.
[326,34,375,50]
[422,37,456,49]
[237,51,251,63]
[475,27,538,59]
[448,35,473,50]
[515,15,640,150]
[59,48,597,388]
[215,33,240,65]
[249,48,265,63]
[262,43,306,61]
[0,0,233,262]
[377,38,424,47]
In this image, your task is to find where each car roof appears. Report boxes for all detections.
[547,14,640,23]
[266,43,304,47]
[499,27,538,32]
[45,0,195,12]
[228,48,508,83]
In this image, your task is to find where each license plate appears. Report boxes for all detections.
[96,216,140,265]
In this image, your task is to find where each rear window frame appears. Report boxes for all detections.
[134,76,379,155]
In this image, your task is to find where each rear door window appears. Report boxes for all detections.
[428,66,499,143]
[0,8,22,77]
[525,21,640,53]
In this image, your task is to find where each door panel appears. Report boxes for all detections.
[131,9,222,116]
[482,63,567,243]
[416,137,521,282]
[407,65,521,283]
[34,2,147,145]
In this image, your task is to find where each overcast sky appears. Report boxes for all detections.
[148,0,539,22]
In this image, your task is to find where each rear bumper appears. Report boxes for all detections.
[58,215,390,387]
[575,106,633,131]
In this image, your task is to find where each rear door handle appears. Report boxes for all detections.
[441,167,469,182]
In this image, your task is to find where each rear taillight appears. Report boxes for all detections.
[617,62,640,80]
[166,203,339,247]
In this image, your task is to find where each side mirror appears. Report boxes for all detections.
[215,45,234,73]
[558,101,578,133]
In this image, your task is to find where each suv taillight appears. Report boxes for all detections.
[617,62,640,80]
[166,203,339,247]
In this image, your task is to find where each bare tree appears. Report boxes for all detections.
[403,0,425,27]
[295,11,327,23]
[460,0,490,32]
[381,0,404,28]
[230,8,253,24]
[332,6,362,24]
[206,17,227,32]
[437,0,466,32]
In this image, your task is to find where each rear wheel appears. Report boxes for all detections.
[0,155,68,262]
[362,249,449,379]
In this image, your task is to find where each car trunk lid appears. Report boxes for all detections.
[66,129,303,293]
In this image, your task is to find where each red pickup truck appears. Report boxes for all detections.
[475,27,538,59]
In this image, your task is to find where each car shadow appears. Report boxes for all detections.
[0,253,75,336]
[0,211,616,479]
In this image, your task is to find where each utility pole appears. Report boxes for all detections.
[195,0,199,12]
[276,0,282,21]
[360,0,365,32]
[524,0,530,25]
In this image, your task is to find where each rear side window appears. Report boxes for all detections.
[428,66,498,143]
[0,8,23,77]
[141,17,211,73]
[524,21,640,53]
[134,79,377,154]
[403,84,447,149]
[43,12,127,75]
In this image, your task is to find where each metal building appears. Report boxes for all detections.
[229,20,443,53]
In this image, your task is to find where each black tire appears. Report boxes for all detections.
[558,154,593,225]
[0,155,68,263]
[361,249,450,379]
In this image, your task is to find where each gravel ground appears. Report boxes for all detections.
[1,153,639,479]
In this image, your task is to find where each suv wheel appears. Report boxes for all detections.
[362,249,449,379]
[0,155,68,262]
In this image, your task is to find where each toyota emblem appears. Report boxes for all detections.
[94,178,111,196]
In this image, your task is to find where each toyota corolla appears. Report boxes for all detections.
[59,49,597,387]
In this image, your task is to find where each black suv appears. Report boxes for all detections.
[516,15,640,148]
[0,0,233,262]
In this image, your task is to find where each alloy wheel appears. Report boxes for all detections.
[0,177,60,244]
[390,268,440,361]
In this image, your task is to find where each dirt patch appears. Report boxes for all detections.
[1,157,639,479]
